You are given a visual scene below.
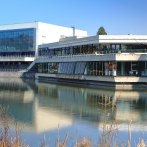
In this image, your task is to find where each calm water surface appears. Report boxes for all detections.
[0,78,146,146]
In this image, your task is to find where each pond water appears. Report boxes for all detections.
[0,78,146,146]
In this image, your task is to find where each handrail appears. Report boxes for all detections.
[0,55,35,58]
[37,49,147,59]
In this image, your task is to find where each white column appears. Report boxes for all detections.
[121,62,125,76]
[105,62,108,76]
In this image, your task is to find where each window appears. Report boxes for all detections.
[0,28,36,52]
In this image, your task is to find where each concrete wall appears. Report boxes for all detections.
[39,35,147,49]
[37,22,88,45]
[35,53,147,63]
[35,73,147,83]
[99,35,147,44]
[0,72,23,78]
[0,57,35,62]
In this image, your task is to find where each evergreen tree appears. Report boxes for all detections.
[97,26,107,35]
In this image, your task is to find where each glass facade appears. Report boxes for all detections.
[0,61,31,72]
[0,28,36,53]
[38,63,58,74]
[87,61,105,76]
[37,61,147,77]
[39,45,98,57]
[38,62,87,75]
[39,44,147,57]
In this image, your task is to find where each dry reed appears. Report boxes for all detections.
[0,106,28,147]
[0,106,146,147]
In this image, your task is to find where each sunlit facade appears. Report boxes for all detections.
[31,35,147,85]
[0,22,87,72]
[0,28,35,57]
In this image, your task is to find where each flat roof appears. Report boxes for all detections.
[0,21,87,33]
[39,35,147,49]
[0,21,39,30]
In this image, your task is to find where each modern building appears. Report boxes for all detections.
[30,35,147,86]
[0,22,87,72]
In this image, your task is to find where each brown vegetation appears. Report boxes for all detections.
[0,107,27,147]
[0,107,146,147]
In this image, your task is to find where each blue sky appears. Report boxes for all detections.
[0,0,146,35]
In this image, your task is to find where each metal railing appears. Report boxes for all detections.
[37,49,147,59]
[0,55,35,58]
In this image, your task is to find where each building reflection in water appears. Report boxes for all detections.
[0,78,147,133]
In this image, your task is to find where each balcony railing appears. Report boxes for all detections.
[0,55,35,58]
[37,48,147,59]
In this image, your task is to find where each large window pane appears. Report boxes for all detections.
[0,28,36,52]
